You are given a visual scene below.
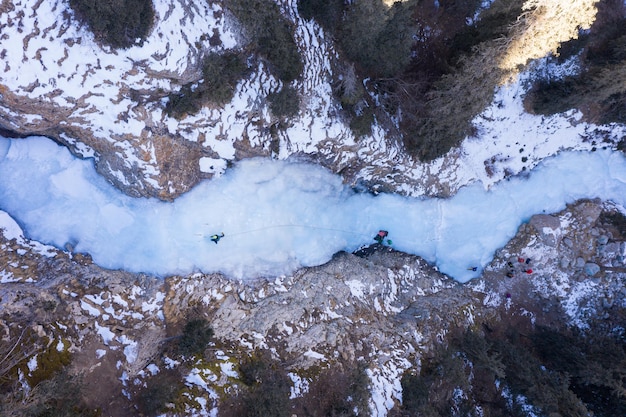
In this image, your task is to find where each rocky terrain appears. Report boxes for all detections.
[1,199,624,415]
[2,0,626,416]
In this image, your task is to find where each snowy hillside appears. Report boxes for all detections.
[0,0,619,200]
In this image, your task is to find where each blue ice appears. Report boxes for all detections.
[1,135,626,282]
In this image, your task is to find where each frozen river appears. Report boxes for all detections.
[2,135,626,282]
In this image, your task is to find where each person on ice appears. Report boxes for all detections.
[374,230,389,244]
[210,232,224,244]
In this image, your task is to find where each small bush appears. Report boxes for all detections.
[165,51,248,118]
[165,84,201,119]
[201,51,249,104]
[349,105,374,138]
[268,86,300,118]
[334,62,365,106]
[178,318,213,357]
[524,77,581,115]
[136,369,184,416]
[69,0,154,49]
[293,364,370,417]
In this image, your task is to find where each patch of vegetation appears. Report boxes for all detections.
[0,327,96,417]
[25,338,72,387]
[292,364,371,417]
[178,318,214,357]
[396,0,525,161]
[219,350,292,417]
[7,371,99,417]
[524,0,626,125]
[268,86,300,119]
[299,0,526,160]
[300,0,416,78]
[165,51,249,118]
[136,369,185,416]
[226,0,303,83]
[1,329,72,392]
[341,1,415,79]
[531,326,626,416]
[392,315,626,417]
[69,0,154,49]
[0,327,40,387]
[349,105,375,138]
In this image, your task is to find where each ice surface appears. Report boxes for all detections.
[1,135,626,282]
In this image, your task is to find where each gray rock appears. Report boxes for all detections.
[529,214,561,246]
[605,242,619,255]
[597,235,609,245]
[529,214,561,231]
[584,263,600,276]
[576,257,586,268]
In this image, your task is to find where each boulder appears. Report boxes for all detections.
[529,214,561,246]
[584,263,600,276]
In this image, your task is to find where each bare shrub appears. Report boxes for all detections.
[1,369,97,417]
[0,327,41,386]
